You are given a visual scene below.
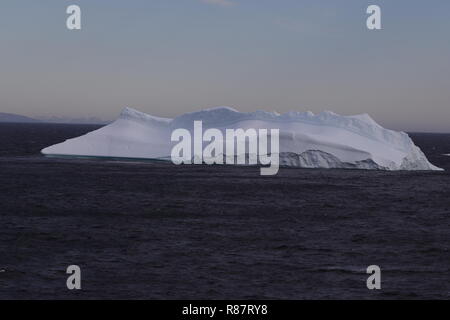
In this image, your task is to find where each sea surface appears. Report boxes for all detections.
[0,123,449,299]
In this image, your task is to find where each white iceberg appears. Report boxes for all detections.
[41,107,442,171]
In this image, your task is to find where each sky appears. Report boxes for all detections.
[0,0,449,132]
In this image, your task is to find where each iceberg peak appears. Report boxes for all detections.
[120,107,143,118]
[119,107,171,124]
[201,106,239,113]
[349,113,378,126]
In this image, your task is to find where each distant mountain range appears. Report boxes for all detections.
[0,112,40,123]
[37,116,108,124]
[0,112,107,124]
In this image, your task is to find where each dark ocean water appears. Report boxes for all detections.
[0,123,449,300]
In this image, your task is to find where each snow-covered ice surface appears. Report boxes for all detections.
[41,107,442,171]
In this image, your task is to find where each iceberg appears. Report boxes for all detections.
[41,107,442,171]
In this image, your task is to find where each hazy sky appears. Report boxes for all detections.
[1,0,449,132]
